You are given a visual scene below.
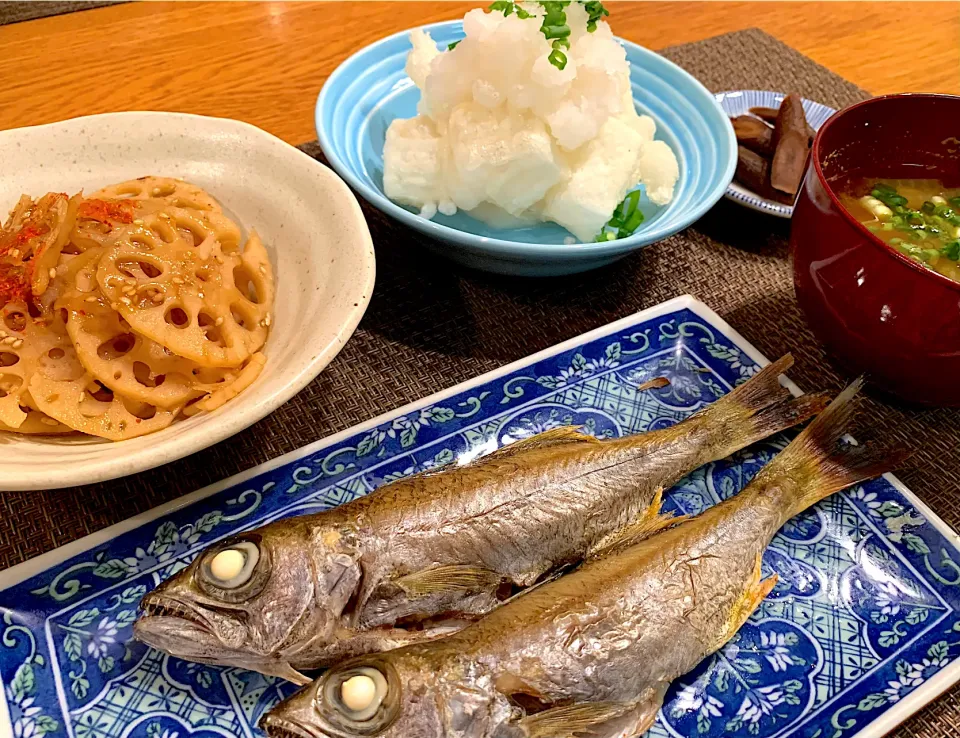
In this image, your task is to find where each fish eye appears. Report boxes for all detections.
[197,537,269,601]
[207,541,259,587]
[315,663,399,735]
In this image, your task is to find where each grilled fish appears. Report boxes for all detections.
[135,355,825,683]
[261,379,896,738]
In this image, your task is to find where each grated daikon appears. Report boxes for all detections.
[383,2,680,243]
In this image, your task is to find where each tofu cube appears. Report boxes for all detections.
[542,115,644,241]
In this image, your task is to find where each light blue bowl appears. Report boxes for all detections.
[317,20,736,276]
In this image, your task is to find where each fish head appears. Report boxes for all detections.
[134,519,345,680]
[260,650,519,738]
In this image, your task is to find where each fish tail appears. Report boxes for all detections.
[696,354,829,458]
[758,378,906,520]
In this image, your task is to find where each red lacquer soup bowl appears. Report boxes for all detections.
[791,93,960,406]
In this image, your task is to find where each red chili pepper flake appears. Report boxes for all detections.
[0,264,31,304]
[77,199,137,225]
[0,192,69,305]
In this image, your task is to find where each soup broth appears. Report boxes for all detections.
[839,178,960,283]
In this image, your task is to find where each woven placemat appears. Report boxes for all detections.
[2,27,959,737]
[0,1,120,25]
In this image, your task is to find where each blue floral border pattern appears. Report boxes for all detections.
[2,306,959,738]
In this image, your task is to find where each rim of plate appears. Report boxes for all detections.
[317,20,736,257]
[0,111,376,490]
[714,90,837,218]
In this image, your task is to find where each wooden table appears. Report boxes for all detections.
[0,1,956,145]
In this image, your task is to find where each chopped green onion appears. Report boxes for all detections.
[950,196,960,209]
[923,249,941,263]
[596,189,644,241]
[622,189,641,217]
[584,0,609,31]
[898,242,922,257]
[872,182,897,195]
[609,199,626,224]
[486,2,609,72]
[943,240,960,261]
[922,201,936,214]
[621,208,644,233]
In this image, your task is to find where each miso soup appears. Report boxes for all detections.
[839,178,960,283]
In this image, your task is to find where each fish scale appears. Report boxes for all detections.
[135,354,825,683]
[262,380,901,738]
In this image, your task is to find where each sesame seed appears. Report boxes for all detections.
[1,337,15,345]
[263,313,271,327]
[214,317,224,326]
[133,218,144,226]
[259,265,266,275]
[152,187,162,195]
[40,417,59,427]
[48,268,57,279]
[120,297,132,305]
[11,339,23,349]
[152,293,164,304]
[172,277,184,285]
[85,296,98,303]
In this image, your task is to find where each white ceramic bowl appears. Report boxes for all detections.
[0,112,376,490]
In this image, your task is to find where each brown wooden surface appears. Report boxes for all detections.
[0,1,957,145]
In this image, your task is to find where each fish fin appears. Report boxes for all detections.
[712,554,777,652]
[493,427,601,456]
[692,354,830,458]
[517,701,635,738]
[517,688,667,738]
[273,662,313,686]
[393,564,501,598]
[587,487,686,560]
[756,378,909,520]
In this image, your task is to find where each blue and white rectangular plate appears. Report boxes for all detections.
[2,295,960,738]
